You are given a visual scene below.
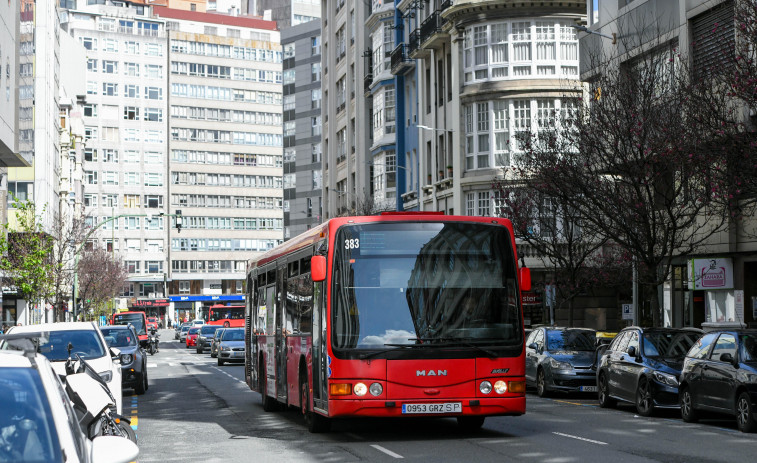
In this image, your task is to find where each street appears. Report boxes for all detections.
[134,330,757,462]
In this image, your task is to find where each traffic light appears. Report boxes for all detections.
[175,209,182,233]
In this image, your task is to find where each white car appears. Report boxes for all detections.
[191,319,205,326]
[0,348,138,463]
[6,322,123,415]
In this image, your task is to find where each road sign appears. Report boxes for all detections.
[622,303,634,321]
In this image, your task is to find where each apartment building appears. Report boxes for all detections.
[282,19,323,240]
[156,7,283,320]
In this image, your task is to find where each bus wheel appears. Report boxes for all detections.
[301,377,330,433]
[457,416,485,431]
[261,364,279,412]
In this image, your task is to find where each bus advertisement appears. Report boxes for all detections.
[207,304,245,328]
[245,213,531,433]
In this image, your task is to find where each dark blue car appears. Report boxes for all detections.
[525,327,597,397]
[597,326,702,416]
[680,329,757,432]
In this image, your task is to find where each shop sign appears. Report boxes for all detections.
[131,299,170,308]
[521,291,542,306]
[690,258,733,290]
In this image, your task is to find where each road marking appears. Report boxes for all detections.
[552,432,608,445]
[370,445,404,459]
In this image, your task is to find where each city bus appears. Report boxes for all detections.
[207,304,245,327]
[112,311,149,347]
[244,213,531,433]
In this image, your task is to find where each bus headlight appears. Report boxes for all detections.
[479,381,492,394]
[354,382,368,396]
[369,383,383,396]
[494,380,507,394]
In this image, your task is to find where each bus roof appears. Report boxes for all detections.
[247,214,515,272]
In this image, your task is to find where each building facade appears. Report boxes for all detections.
[282,19,322,240]
[157,6,283,321]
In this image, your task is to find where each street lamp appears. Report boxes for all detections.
[570,25,617,44]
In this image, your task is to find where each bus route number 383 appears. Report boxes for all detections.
[345,238,360,250]
[401,402,462,414]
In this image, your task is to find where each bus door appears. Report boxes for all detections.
[312,267,329,412]
[275,263,288,402]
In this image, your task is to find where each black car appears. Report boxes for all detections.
[597,326,702,416]
[679,329,757,432]
[101,324,148,395]
[196,324,221,354]
[525,327,597,397]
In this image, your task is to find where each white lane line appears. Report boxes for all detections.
[552,432,608,446]
[370,445,404,459]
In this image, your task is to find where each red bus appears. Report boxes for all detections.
[207,304,245,327]
[245,213,531,432]
[112,311,149,347]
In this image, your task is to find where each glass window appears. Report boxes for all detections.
[711,333,738,362]
[687,332,718,359]
[546,329,595,351]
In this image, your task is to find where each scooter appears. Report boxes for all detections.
[147,328,159,355]
[64,344,137,443]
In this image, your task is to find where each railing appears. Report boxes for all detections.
[408,29,421,55]
[440,0,452,11]
[420,10,443,44]
[364,73,373,93]
[391,44,410,73]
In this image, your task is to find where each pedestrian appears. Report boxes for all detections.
[168,318,172,329]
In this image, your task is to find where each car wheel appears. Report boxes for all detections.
[598,373,616,408]
[457,416,485,431]
[135,370,147,395]
[680,387,698,423]
[636,378,654,417]
[736,392,757,433]
[536,369,549,398]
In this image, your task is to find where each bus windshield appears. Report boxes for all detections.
[113,313,146,335]
[332,222,521,350]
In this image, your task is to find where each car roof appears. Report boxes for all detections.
[623,326,704,333]
[9,321,98,333]
[101,325,131,330]
[0,349,36,368]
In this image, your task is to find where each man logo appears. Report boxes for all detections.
[416,370,447,377]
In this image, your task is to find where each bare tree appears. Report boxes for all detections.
[333,189,395,217]
[515,18,741,326]
[48,209,88,322]
[77,247,128,320]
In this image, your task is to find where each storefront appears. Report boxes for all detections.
[128,298,170,326]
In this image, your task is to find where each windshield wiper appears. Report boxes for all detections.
[359,343,429,360]
[410,337,499,358]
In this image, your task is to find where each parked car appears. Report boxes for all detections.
[210,328,226,358]
[100,324,148,395]
[525,327,597,396]
[217,328,245,366]
[175,322,190,340]
[5,322,124,415]
[596,326,703,416]
[185,327,200,348]
[196,324,221,354]
[179,324,192,343]
[0,347,139,463]
[679,329,757,432]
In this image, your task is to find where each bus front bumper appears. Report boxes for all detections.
[326,396,526,418]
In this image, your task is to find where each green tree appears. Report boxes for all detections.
[0,199,57,321]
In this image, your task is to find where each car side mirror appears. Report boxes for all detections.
[627,346,638,359]
[720,352,737,367]
[528,342,537,351]
[109,347,121,364]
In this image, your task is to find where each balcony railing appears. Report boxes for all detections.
[440,0,452,11]
[364,73,373,93]
[408,29,421,55]
[420,10,443,44]
[390,43,414,74]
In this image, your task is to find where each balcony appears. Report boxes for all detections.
[408,29,423,58]
[440,0,452,11]
[391,43,415,75]
[419,10,447,49]
[364,73,374,95]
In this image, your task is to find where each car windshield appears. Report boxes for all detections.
[100,329,137,347]
[214,330,225,339]
[200,326,218,335]
[546,330,596,351]
[188,328,200,334]
[181,326,191,333]
[330,222,521,350]
[222,329,244,341]
[0,367,63,463]
[113,313,146,335]
[643,331,700,359]
[36,330,106,361]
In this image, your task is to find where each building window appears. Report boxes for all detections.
[179,281,190,294]
[311,36,321,56]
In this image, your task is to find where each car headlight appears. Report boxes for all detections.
[549,358,573,371]
[99,371,113,383]
[120,354,134,365]
[652,371,678,387]
[221,346,231,351]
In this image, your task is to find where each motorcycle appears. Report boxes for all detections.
[64,344,137,444]
[147,328,159,355]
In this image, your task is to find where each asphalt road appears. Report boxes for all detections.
[133,330,757,462]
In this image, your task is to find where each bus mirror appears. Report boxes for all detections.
[519,267,531,292]
[311,255,327,282]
